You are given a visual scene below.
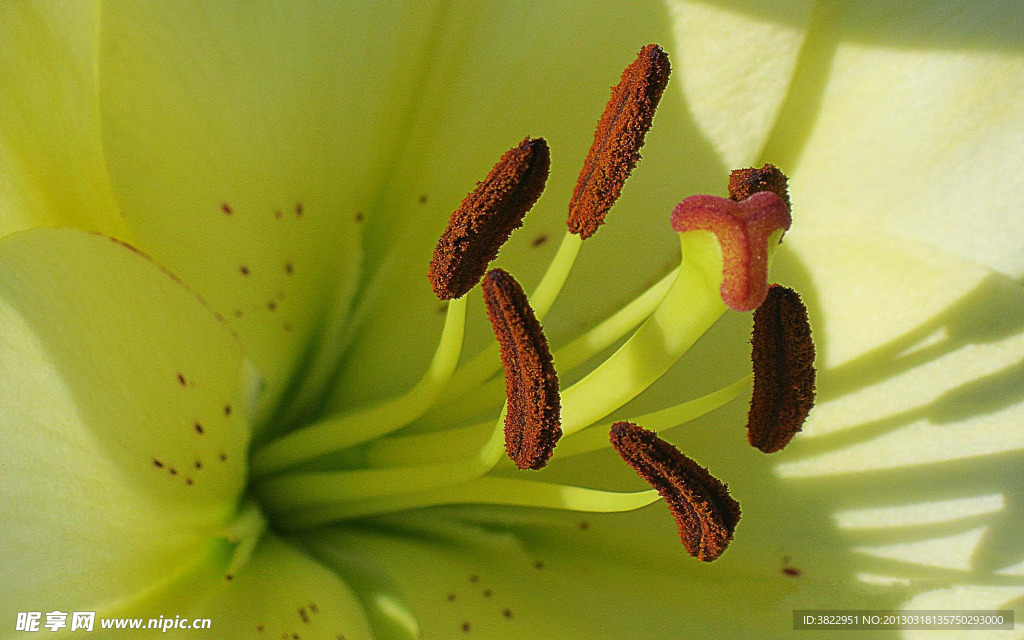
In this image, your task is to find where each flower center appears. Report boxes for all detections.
[245,44,815,563]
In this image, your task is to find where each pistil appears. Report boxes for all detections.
[671,191,791,312]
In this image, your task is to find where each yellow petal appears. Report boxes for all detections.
[313,513,893,640]
[0,0,128,238]
[200,535,373,640]
[0,228,251,618]
[664,0,814,168]
[95,1,446,431]
[765,1,1024,277]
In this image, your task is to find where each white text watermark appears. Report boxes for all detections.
[15,612,211,633]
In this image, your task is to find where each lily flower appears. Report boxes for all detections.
[2,1,1022,639]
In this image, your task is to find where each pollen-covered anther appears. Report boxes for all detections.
[728,163,791,211]
[428,137,550,300]
[567,43,671,239]
[610,422,740,561]
[482,268,562,470]
[747,285,816,453]
[671,191,791,312]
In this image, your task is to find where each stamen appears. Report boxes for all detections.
[277,477,661,530]
[429,137,550,300]
[559,233,727,437]
[567,43,671,239]
[671,191,791,312]
[482,268,562,470]
[747,285,816,453]
[728,163,791,210]
[250,295,467,477]
[557,374,751,459]
[422,266,677,431]
[425,232,583,415]
[610,422,740,561]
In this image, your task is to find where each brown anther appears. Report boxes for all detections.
[610,422,740,561]
[429,138,550,300]
[482,268,562,470]
[567,43,670,239]
[729,163,791,210]
[747,285,815,453]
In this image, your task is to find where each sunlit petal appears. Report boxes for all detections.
[0,228,251,618]
[0,1,127,238]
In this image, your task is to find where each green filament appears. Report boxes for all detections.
[555,374,752,458]
[422,266,679,429]
[277,476,661,530]
[361,420,494,468]
[258,408,508,513]
[559,231,727,436]
[355,374,749,469]
[429,232,582,409]
[251,295,468,477]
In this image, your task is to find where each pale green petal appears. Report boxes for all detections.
[96,1,444,432]
[765,0,1024,277]
[200,535,373,640]
[664,0,814,168]
[0,229,252,619]
[774,234,1024,613]
[0,0,128,238]
[329,0,727,410]
[310,514,886,640]
[772,227,1024,481]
